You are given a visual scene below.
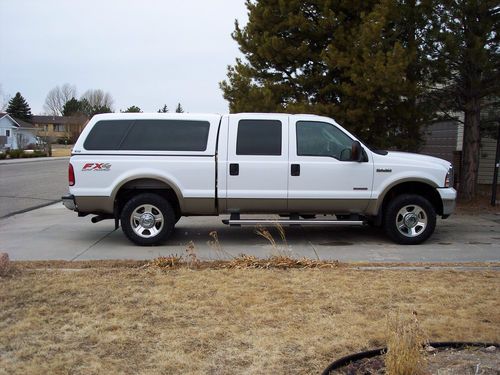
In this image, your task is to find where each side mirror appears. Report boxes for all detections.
[351,141,364,162]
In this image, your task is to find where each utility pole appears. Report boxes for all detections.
[491,124,500,206]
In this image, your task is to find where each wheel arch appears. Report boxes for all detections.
[112,176,183,218]
[376,179,443,218]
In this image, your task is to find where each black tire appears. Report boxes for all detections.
[120,193,175,246]
[383,194,436,245]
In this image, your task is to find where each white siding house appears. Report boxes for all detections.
[0,113,37,150]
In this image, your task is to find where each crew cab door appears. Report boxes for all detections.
[288,118,374,213]
[225,114,289,212]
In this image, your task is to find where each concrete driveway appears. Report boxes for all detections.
[1,202,499,262]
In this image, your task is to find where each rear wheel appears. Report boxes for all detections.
[383,194,436,245]
[121,193,175,246]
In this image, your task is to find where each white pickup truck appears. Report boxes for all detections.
[62,113,456,246]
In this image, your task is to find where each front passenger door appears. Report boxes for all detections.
[288,120,374,213]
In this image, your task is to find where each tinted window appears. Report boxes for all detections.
[84,119,210,151]
[236,120,282,155]
[297,121,353,160]
[84,120,133,150]
[120,120,210,151]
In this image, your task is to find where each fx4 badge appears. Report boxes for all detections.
[82,163,112,171]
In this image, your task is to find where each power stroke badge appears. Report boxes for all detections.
[82,163,112,171]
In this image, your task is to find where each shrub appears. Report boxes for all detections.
[21,150,47,158]
[3,149,47,159]
[7,149,24,158]
[0,253,16,278]
[385,312,427,375]
[57,137,71,145]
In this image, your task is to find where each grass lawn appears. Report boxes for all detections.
[51,148,72,157]
[0,265,498,374]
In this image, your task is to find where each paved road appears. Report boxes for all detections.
[1,203,499,262]
[0,157,69,218]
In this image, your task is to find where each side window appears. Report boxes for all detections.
[296,121,353,160]
[120,120,210,151]
[5,130,10,137]
[84,119,210,151]
[84,120,133,150]
[236,120,282,155]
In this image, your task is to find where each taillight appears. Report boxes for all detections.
[68,163,75,186]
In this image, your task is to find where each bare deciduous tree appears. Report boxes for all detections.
[16,133,29,150]
[81,89,114,111]
[0,84,10,111]
[43,83,77,116]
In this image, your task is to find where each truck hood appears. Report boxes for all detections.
[384,151,451,170]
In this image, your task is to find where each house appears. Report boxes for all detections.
[421,117,499,193]
[32,115,88,143]
[0,113,37,150]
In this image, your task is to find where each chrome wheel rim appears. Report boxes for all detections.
[396,204,427,238]
[130,204,164,238]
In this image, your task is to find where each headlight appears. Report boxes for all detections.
[445,166,454,188]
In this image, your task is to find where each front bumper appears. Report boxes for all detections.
[62,194,77,211]
[437,187,457,216]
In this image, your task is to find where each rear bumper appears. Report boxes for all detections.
[437,187,457,216]
[62,194,77,211]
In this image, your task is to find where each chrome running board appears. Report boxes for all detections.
[222,219,365,226]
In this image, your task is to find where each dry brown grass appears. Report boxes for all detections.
[148,254,341,270]
[14,259,150,270]
[13,259,500,270]
[0,268,498,375]
[385,312,427,375]
[51,148,72,157]
[255,224,292,257]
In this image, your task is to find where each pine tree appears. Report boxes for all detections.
[321,0,434,151]
[123,105,141,113]
[92,105,112,116]
[6,92,33,121]
[77,98,112,117]
[62,97,81,116]
[175,103,184,113]
[424,0,499,200]
[158,104,169,113]
[220,0,433,151]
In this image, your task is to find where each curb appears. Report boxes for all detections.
[0,156,70,165]
[0,200,61,219]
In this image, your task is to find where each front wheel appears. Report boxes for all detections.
[383,194,436,245]
[121,193,175,246]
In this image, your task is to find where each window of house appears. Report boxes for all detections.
[236,120,282,155]
[296,121,353,160]
[54,124,66,132]
[5,130,10,137]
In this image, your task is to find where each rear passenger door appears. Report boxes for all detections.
[225,114,289,212]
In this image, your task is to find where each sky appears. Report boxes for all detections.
[0,0,248,115]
